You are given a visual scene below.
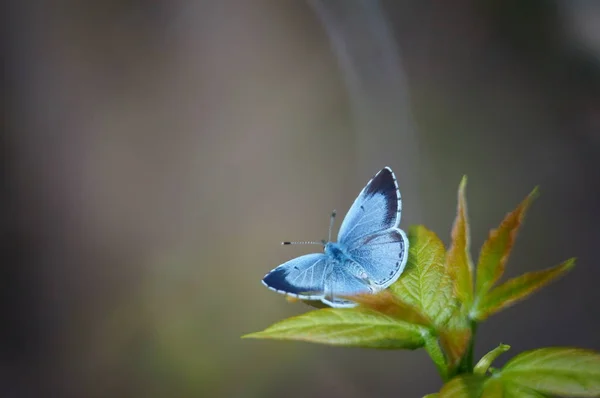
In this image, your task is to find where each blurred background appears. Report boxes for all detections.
[3,1,600,397]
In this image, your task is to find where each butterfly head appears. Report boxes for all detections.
[324,241,346,259]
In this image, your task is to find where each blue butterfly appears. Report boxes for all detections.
[262,167,409,308]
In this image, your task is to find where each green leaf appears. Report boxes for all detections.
[474,344,511,376]
[440,376,550,398]
[473,258,575,321]
[439,374,486,397]
[481,378,549,398]
[499,347,600,397]
[242,308,426,349]
[481,378,547,398]
[390,225,456,327]
[424,332,449,381]
[446,176,474,307]
[423,394,440,398]
[350,290,432,327]
[475,188,538,299]
[479,378,504,397]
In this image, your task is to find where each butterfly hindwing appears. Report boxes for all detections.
[337,167,401,247]
[348,228,409,288]
[322,264,373,308]
[262,253,329,299]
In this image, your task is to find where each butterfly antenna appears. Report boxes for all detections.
[328,210,337,242]
[281,241,323,246]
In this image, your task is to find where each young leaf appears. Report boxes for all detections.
[502,384,549,398]
[424,333,449,381]
[499,347,600,397]
[439,374,486,397]
[474,344,511,375]
[446,176,474,307]
[350,290,432,328]
[242,308,426,349]
[390,225,456,327]
[481,378,548,398]
[478,378,504,397]
[475,188,538,298]
[473,258,575,321]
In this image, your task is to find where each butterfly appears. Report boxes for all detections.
[262,167,409,308]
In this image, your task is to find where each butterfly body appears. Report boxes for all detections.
[324,242,350,266]
[324,242,371,282]
[262,167,409,308]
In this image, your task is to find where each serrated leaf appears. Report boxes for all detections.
[446,176,474,307]
[350,290,432,327]
[242,308,426,349]
[439,374,486,397]
[473,259,575,321]
[475,188,538,299]
[390,225,456,327]
[500,347,600,397]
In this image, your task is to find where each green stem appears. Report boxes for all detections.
[466,320,478,370]
[458,319,478,373]
[424,333,448,381]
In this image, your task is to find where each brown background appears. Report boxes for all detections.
[3,1,600,397]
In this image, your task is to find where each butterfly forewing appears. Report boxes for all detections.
[262,253,328,299]
[337,167,401,247]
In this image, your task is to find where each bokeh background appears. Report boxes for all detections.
[4,1,600,397]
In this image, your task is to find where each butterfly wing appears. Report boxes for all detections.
[347,228,409,288]
[337,167,401,247]
[262,253,329,300]
[322,264,373,308]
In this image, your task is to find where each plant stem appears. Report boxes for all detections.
[466,320,478,370]
[457,319,478,373]
[424,333,448,381]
